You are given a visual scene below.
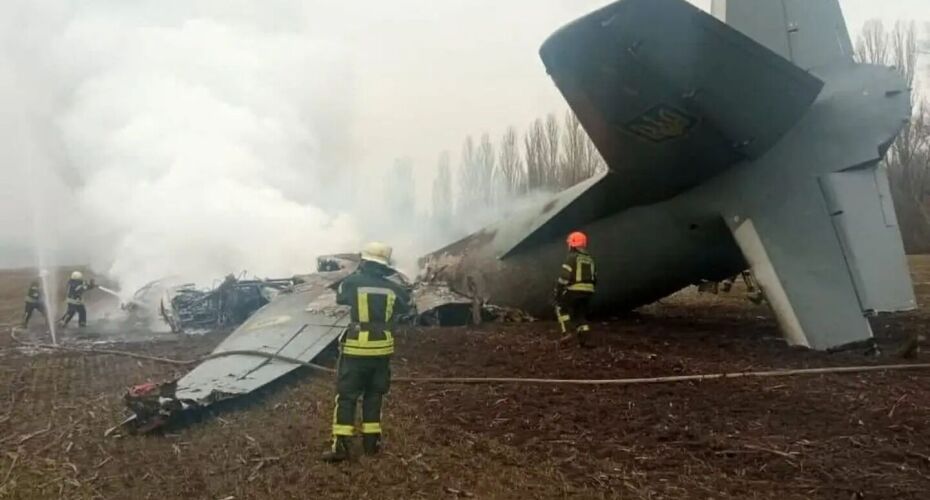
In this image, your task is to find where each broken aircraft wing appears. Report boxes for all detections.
[124,265,493,431]
[173,272,350,405]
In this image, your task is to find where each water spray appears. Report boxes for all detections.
[25,138,59,345]
[96,286,121,299]
[95,286,126,309]
[36,269,58,343]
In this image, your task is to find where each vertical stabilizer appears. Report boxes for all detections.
[711,0,854,70]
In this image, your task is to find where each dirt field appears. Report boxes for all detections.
[1,262,929,499]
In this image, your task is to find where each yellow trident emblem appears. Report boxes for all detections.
[625,105,697,143]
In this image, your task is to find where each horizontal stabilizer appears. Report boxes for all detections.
[819,165,916,313]
[498,171,613,257]
[540,0,824,207]
[726,165,915,350]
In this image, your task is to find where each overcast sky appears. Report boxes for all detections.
[0,0,928,273]
[350,0,930,186]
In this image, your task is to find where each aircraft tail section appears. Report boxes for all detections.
[540,0,823,209]
[726,164,915,350]
[711,0,854,71]
[819,165,917,314]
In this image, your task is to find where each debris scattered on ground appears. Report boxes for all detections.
[123,271,351,434]
[119,265,535,433]
[482,304,536,323]
[160,274,295,333]
[412,282,473,326]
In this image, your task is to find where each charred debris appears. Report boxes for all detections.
[160,274,294,333]
[155,254,527,335]
[119,254,532,434]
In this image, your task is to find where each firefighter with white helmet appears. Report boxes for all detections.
[59,270,96,328]
[321,242,411,463]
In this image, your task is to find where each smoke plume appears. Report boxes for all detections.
[4,0,367,295]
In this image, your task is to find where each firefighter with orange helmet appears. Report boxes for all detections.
[555,231,597,347]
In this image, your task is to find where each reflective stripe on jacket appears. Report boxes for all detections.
[336,263,411,357]
[557,249,596,294]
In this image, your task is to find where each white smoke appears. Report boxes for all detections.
[5,0,368,295]
[2,0,635,291]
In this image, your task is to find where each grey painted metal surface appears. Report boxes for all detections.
[820,167,916,314]
[424,0,915,350]
[712,0,854,71]
[123,267,492,431]
[413,283,472,315]
[411,282,475,326]
[174,271,350,404]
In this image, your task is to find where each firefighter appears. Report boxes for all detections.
[721,270,764,304]
[22,279,48,328]
[322,242,411,463]
[59,271,95,328]
[555,231,596,347]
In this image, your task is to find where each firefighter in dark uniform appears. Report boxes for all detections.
[23,279,48,328]
[59,271,95,328]
[555,231,596,347]
[322,242,411,463]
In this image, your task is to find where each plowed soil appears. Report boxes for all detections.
[1,262,929,499]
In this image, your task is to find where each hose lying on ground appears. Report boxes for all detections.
[9,327,930,386]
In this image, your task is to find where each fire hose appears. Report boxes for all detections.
[10,326,930,386]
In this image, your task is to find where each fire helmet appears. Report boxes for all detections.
[71,271,84,281]
[361,242,393,266]
[567,231,588,249]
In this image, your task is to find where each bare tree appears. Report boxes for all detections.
[856,20,890,67]
[857,20,930,252]
[457,135,479,213]
[560,110,586,187]
[586,133,608,175]
[524,118,546,191]
[497,126,526,198]
[432,151,453,223]
[476,133,496,205]
[387,157,415,217]
[543,113,561,189]
[457,109,607,202]
[560,110,607,187]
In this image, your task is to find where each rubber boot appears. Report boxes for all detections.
[362,434,381,456]
[577,325,593,348]
[321,436,350,463]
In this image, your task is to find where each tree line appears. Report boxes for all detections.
[432,109,607,225]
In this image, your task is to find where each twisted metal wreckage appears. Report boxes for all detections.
[123,255,526,433]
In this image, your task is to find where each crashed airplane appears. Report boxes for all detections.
[122,0,915,431]
[423,0,916,351]
[123,257,498,432]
